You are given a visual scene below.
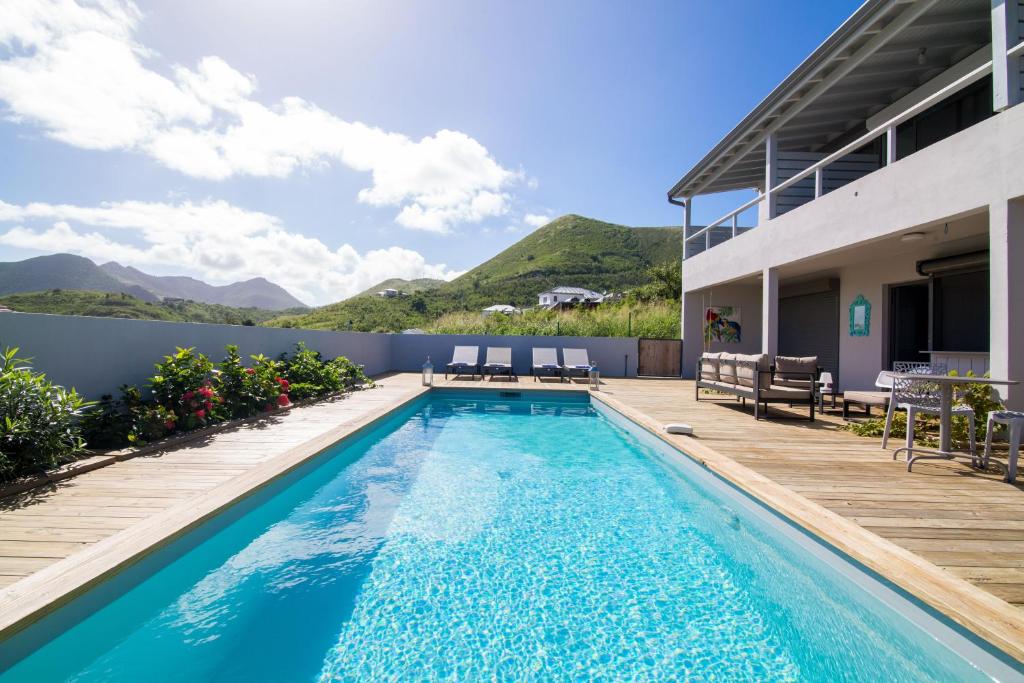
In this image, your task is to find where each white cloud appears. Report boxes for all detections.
[523,213,553,228]
[0,198,461,305]
[0,1,521,232]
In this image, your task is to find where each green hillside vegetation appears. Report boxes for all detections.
[267,215,681,334]
[427,300,679,338]
[355,278,445,297]
[0,290,304,326]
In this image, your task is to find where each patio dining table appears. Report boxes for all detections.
[892,373,1019,462]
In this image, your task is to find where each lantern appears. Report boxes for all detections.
[422,356,434,386]
[588,363,600,391]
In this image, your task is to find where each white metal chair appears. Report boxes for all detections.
[881,362,944,450]
[816,371,835,414]
[982,410,1024,483]
[890,375,976,471]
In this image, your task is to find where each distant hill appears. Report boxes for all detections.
[0,290,305,325]
[356,278,445,297]
[0,254,158,302]
[266,215,681,332]
[100,262,306,310]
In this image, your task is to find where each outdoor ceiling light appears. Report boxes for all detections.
[901,231,926,243]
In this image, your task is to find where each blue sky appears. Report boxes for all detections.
[0,0,859,305]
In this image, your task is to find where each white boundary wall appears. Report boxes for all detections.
[0,313,639,398]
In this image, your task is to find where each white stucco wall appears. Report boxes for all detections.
[837,256,927,391]
[0,313,393,399]
[0,313,641,399]
[681,284,762,378]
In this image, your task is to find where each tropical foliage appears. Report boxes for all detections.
[81,344,372,450]
[842,371,1004,448]
[427,300,679,338]
[0,347,91,481]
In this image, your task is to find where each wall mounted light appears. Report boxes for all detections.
[901,231,926,243]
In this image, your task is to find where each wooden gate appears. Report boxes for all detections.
[637,338,682,377]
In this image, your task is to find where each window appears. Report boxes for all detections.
[896,77,993,161]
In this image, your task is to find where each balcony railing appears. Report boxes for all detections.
[682,40,1023,260]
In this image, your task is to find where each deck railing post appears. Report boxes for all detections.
[992,0,1022,111]
[886,125,898,165]
[763,134,778,223]
[731,214,738,238]
[814,167,824,198]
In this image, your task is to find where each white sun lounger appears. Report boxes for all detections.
[445,345,480,380]
[531,347,561,381]
[482,347,516,381]
[561,348,592,381]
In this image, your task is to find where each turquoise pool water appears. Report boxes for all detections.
[0,390,1018,681]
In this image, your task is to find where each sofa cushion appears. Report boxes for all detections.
[774,356,818,383]
[718,353,738,384]
[735,353,771,388]
[761,384,812,400]
[699,352,722,381]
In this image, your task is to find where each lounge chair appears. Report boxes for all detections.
[531,348,561,381]
[561,348,592,382]
[482,347,516,381]
[444,345,480,380]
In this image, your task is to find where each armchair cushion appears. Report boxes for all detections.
[735,353,771,388]
[774,356,818,387]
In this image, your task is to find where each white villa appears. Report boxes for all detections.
[671,0,1024,409]
[537,286,603,308]
[377,288,400,298]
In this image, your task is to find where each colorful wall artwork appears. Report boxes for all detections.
[704,306,742,343]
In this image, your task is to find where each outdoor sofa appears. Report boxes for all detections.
[696,352,819,421]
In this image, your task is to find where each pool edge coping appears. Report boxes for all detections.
[0,383,431,641]
[588,389,1024,665]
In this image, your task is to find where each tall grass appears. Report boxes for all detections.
[426,301,679,338]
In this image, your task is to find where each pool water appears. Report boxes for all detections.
[0,391,1017,681]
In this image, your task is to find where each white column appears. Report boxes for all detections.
[885,125,898,165]
[762,267,779,358]
[993,0,1022,112]
[680,200,690,342]
[990,199,1024,409]
[760,134,778,224]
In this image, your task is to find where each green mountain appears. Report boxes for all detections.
[267,215,680,332]
[356,278,446,297]
[0,290,305,326]
[0,254,157,301]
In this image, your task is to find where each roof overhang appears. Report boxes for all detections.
[668,0,992,200]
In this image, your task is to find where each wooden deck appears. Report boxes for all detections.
[0,374,426,591]
[2,373,1023,659]
[596,379,1024,610]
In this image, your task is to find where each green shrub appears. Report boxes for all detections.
[843,370,1004,448]
[0,347,90,480]
[279,343,373,397]
[218,346,286,417]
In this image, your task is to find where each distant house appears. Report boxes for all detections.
[482,304,519,316]
[377,288,400,298]
[537,286,603,309]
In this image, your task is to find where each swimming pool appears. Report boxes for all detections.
[0,390,1019,681]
